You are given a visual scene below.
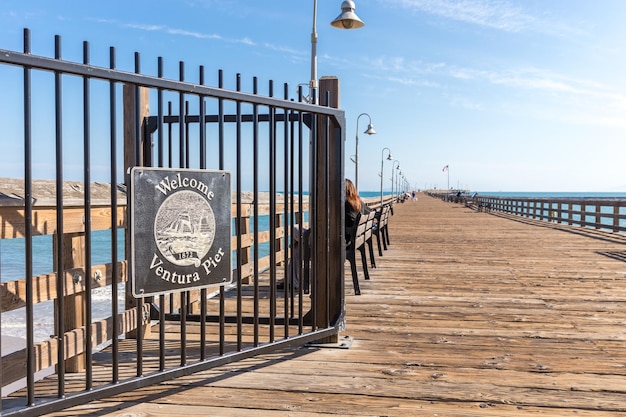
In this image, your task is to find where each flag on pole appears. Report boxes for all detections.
[442,165,449,172]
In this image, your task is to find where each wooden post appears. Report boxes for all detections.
[275,212,284,265]
[123,85,151,339]
[313,76,344,343]
[239,215,252,284]
[57,232,86,372]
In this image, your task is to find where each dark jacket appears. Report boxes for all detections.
[346,199,372,245]
[345,201,360,245]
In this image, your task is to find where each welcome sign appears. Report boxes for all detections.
[130,167,232,297]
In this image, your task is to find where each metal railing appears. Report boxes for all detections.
[0,28,346,416]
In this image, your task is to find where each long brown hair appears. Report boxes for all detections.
[345,178,361,212]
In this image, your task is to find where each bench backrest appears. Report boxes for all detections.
[363,210,377,241]
[354,213,368,249]
[379,205,390,228]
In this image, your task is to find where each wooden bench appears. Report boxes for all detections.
[363,211,377,269]
[346,210,378,295]
[373,205,391,256]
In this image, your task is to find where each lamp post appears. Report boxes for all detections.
[380,147,392,207]
[352,113,376,192]
[395,170,400,201]
[390,160,400,202]
[310,0,365,104]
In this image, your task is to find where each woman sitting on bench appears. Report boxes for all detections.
[345,178,371,246]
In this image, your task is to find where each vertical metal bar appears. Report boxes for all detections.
[323,92,331,328]
[134,51,144,377]
[178,61,187,365]
[109,46,120,383]
[179,61,186,169]
[268,80,276,342]
[198,65,207,360]
[185,100,190,167]
[167,101,173,169]
[282,83,290,336]
[218,69,225,355]
[82,40,94,390]
[310,109,317,331]
[54,34,66,397]
[252,77,260,347]
[158,57,164,168]
[289,107,299,321]
[199,66,207,169]
[22,28,36,406]
[236,73,243,351]
[180,291,187,366]
[157,56,166,370]
[297,85,305,334]
[158,293,165,371]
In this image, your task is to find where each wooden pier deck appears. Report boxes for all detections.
[46,193,626,416]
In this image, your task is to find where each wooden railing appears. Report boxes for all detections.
[0,191,308,390]
[428,190,626,234]
[475,196,626,233]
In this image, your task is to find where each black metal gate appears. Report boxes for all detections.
[0,29,346,416]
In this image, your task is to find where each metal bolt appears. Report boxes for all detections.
[93,269,103,281]
[73,272,82,284]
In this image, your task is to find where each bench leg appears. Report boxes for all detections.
[375,233,383,257]
[358,246,370,280]
[347,250,361,295]
[350,260,361,295]
[381,228,388,251]
[367,240,376,268]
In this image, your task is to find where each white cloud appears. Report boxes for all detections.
[382,0,582,36]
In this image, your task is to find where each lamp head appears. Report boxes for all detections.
[387,153,393,160]
[331,1,365,30]
[364,123,376,135]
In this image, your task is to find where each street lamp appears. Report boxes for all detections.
[310,0,365,104]
[390,160,400,202]
[352,113,376,192]
[380,147,392,207]
[331,1,365,29]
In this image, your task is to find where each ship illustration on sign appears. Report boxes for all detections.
[154,190,216,267]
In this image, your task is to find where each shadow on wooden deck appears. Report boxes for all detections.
[39,193,626,416]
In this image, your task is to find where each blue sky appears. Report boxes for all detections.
[1,0,626,192]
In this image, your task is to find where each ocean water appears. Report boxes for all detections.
[0,214,288,342]
[1,229,127,342]
[360,190,393,199]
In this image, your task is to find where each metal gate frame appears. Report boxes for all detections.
[0,28,346,416]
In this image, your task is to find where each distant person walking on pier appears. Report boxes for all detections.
[412,191,417,202]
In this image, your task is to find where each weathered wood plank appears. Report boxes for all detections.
[21,193,626,416]
[0,261,127,313]
[0,205,127,238]
[1,304,149,386]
